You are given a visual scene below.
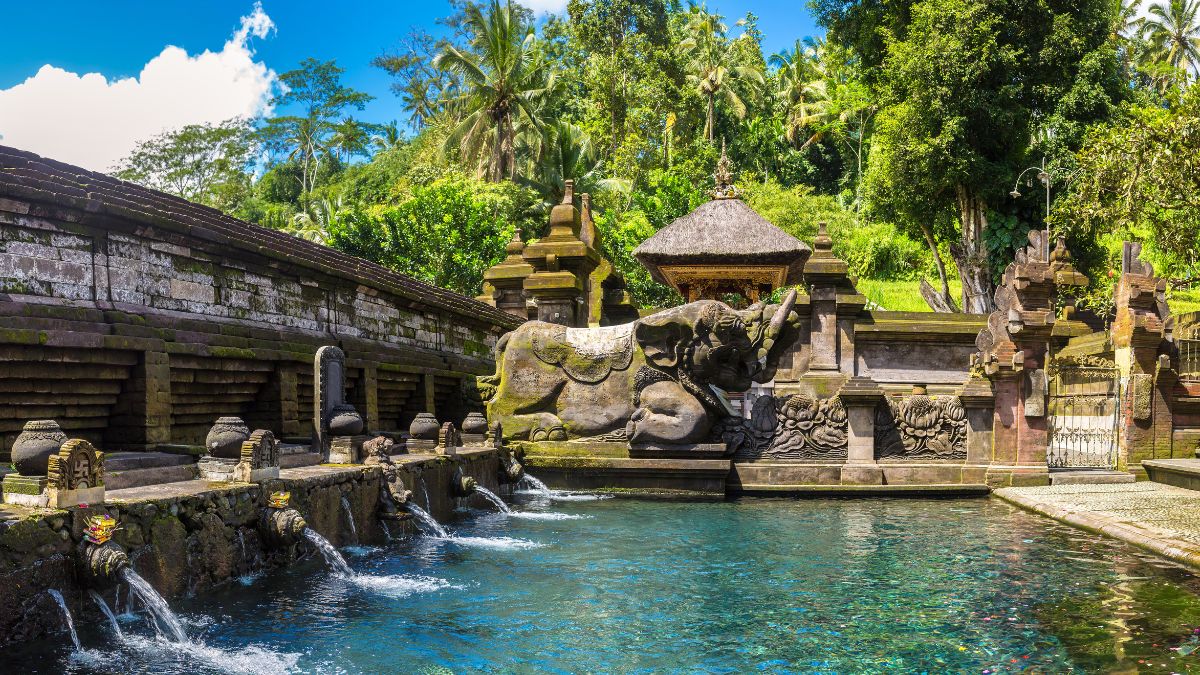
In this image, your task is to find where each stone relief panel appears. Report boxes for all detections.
[730,394,849,461]
[874,394,967,460]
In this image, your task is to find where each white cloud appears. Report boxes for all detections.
[0,3,277,172]
[519,0,569,16]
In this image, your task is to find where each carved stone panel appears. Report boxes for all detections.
[731,394,848,461]
[874,395,967,460]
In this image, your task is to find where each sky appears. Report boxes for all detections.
[0,1,822,172]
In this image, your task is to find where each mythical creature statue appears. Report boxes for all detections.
[479,290,800,448]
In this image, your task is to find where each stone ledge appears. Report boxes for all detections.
[995,483,1200,572]
[1143,459,1200,492]
[733,483,991,497]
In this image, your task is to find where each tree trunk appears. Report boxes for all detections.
[950,184,995,314]
[706,95,715,142]
[917,220,957,312]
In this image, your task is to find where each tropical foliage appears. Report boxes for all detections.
[113,0,1200,313]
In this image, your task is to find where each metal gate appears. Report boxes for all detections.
[1047,359,1121,469]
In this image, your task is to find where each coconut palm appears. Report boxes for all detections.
[770,39,821,146]
[371,122,403,153]
[680,7,764,142]
[433,0,560,181]
[1141,0,1200,81]
[517,121,629,208]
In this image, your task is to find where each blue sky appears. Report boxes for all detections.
[0,1,822,170]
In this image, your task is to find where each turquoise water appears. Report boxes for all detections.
[14,494,1200,673]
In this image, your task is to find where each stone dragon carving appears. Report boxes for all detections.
[480,290,801,450]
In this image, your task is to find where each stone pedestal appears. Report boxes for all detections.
[839,377,885,485]
[2,474,48,507]
[198,456,238,482]
[329,435,369,464]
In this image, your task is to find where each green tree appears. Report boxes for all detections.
[680,6,765,141]
[113,118,254,208]
[1055,86,1200,284]
[258,58,373,195]
[860,0,1117,313]
[325,174,538,294]
[1141,0,1200,82]
[434,0,560,181]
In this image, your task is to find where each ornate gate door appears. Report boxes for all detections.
[1047,357,1121,469]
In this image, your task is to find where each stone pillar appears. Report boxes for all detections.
[957,376,995,468]
[1112,242,1172,473]
[838,377,884,485]
[521,181,600,328]
[360,365,379,433]
[477,229,535,320]
[246,361,300,438]
[106,350,171,450]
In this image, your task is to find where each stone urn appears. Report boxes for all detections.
[409,412,440,441]
[11,420,67,476]
[206,417,251,459]
[462,412,488,437]
[327,404,364,436]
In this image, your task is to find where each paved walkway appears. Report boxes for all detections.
[995,482,1200,570]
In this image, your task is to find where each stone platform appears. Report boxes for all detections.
[104,452,198,490]
[1142,459,1200,492]
[995,482,1200,570]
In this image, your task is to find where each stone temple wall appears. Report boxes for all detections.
[0,145,524,455]
[0,449,503,647]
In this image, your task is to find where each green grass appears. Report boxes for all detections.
[856,278,965,312]
[1169,289,1200,316]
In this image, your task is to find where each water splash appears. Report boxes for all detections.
[506,512,591,521]
[69,633,301,674]
[475,485,510,513]
[302,528,354,577]
[47,589,80,651]
[349,574,456,597]
[519,473,552,495]
[403,502,449,538]
[121,568,188,643]
[340,495,358,545]
[381,520,394,543]
[447,536,545,550]
[89,590,123,639]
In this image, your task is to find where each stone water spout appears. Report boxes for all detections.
[259,491,308,549]
[78,514,129,589]
[363,436,413,520]
[451,468,478,498]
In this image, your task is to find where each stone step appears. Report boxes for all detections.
[280,452,323,469]
[1049,470,1136,486]
[279,443,312,455]
[106,464,198,490]
[104,451,195,471]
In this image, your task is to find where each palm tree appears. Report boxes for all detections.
[433,0,560,181]
[329,118,372,163]
[770,39,821,146]
[1141,0,1200,81]
[517,121,628,208]
[371,122,403,153]
[680,7,764,142]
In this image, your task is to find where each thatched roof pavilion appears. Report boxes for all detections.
[633,149,810,303]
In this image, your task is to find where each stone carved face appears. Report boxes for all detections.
[634,290,799,392]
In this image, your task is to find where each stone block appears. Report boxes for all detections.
[840,464,883,485]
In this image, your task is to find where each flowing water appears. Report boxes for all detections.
[473,485,510,513]
[13,498,1200,673]
[403,502,449,538]
[302,528,354,577]
[518,473,551,495]
[88,590,122,638]
[47,589,80,651]
[340,495,358,545]
[418,475,431,511]
[120,568,188,643]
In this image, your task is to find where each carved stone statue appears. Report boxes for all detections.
[480,290,800,447]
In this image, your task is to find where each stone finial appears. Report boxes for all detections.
[505,229,525,257]
[712,139,738,199]
[814,221,834,253]
[546,181,581,239]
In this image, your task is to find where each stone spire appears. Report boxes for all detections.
[711,140,738,200]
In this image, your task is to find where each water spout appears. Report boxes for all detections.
[402,502,449,538]
[47,589,80,651]
[419,475,431,511]
[302,528,354,577]
[340,495,358,545]
[120,567,188,642]
[89,589,123,638]
[475,485,511,513]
